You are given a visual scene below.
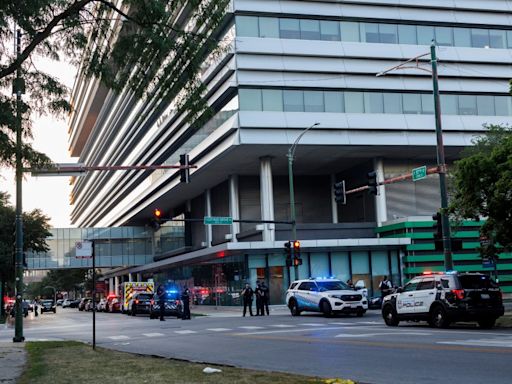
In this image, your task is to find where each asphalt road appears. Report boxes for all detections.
[2,308,512,384]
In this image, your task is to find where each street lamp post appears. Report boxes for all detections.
[287,123,320,280]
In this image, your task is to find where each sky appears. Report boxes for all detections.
[0,57,78,228]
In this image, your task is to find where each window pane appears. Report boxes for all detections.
[454,28,472,47]
[239,89,262,111]
[236,16,259,37]
[403,93,421,114]
[262,89,283,111]
[259,17,279,38]
[320,20,340,41]
[324,91,344,112]
[459,95,477,115]
[471,28,490,48]
[300,19,321,40]
[398,25,417,45]
[364,92,384,113]
[383,93,402,113]
[340,21,360,42]
[379,24,398,44]
[417,25,435,45]
[508,31,512,48]
[489,30,506,49]
[360,23,379,43]
[421,94,434,114]
[279,18,301,39]
[283,90,304,111]
[435,26,453,46]
[304,91,324,112]
[477,95,495,115]
[344,92,364,113]
[494,96,511,115]
[441,94,458,115]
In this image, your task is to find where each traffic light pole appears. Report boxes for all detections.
[430,42,453,271]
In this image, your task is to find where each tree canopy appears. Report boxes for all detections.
[0,0,229,168]
[449,125,512,250]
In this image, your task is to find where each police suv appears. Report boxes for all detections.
[382,271,504,328]
[286,278,368,317]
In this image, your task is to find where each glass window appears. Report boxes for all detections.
[435,26,453,46]
[364,92,384,113]
[239,89,262,111]
[489,30,506,49]
[421,94,434,114]
[477,95,495,115]
[508,31,512,49]
[320,20,340,41]
[441,94,458,115]
[280,18,301,39]
[262,89,283,111]
[344,91,364,113]
[417,25,435,45]
[340,21,360,42]
[454,28,472,47]
[310,253,330,278]
[402,93,421,114]
[283,90,304,112]
[404,278,420,292]
[417,278,435,291]
[383,93,402,113]
[259,17,279,38]
[331,252,350,283]
[324,91,344,112]
[298,282,314,291]
[471,28,490,48]
[360,23,379,43]
[459,95,477,115]
[398,25,417,45]
[236,16,259,37]
[379,24,398,44]
[304,91,324,112]
[494,96,512,116]
[300,19,321,40]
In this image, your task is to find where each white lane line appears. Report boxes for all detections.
[335,332,431,338]
[206,328,232,332]
[356,321,381,325]
[328,322,354,326]
[108,335,130,340]
[142,333,165,338]
[269,324,295,328]
[174,330,197,334]
[298,323,325,326]
[235,326,346,336]
[238,326,265,330]
[437,338,512,348]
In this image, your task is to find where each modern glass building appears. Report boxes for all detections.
[61,1,512,302]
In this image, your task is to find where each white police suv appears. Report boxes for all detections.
[382,271,504,328]
[286,278,368,317]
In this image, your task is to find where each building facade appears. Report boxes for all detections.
[65,1,512,302]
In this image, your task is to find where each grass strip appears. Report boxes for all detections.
[18,341,356,384]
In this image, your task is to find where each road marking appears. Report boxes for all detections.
[108,335,130,340]
[335,332,431,338]
[328,322,353,326]
[269,324,295,328]
[206,328,232,332]
[437,337,512,348]
[298,323,325,327]
[174,330,197,334]
[142,333,165,338]
[238,326,264,330]
[234,326,346,336]
[356,321,381,325]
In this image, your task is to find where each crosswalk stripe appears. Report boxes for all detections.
[356,321,381,325]
[108,335,130,340]
[335,332,431,338]
[238,326,264,330]
[174,330,197,334]
[206,328,232,332]
[328,322,353,325]
[269,324,295,328]
[299,323,325,326]
[143,333,165,337]
[437,338,512,348]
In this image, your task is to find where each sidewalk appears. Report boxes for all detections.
[192,304,290,317]
[0,342,26,384]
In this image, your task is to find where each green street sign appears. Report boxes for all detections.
[203,216,233,225]
[412,166,427,182]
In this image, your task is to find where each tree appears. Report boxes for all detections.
[449,125,512,250]
[1,0,229,168]
[0,191,52,317]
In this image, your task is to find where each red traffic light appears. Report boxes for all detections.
[154,208,162,218]
[293,240,300,249]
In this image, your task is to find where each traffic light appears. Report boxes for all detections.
[293,257,303,267]
[432,212,443,251]
[284,241,292,266]
[180,154,190,183]
[151,208,162,230]
[293,240,301,258]
[334,181,346,205]
[367,171,378,195]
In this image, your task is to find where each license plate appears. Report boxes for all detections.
[481,294,490,299]
[350,304,358,308]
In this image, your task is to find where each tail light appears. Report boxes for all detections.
[175,300,180,305]
[150,299,154,305]
[451,289,465,300]
[135,299,139,304]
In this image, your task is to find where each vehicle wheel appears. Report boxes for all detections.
[430,306,450,329]
[478,318,496,329]
[131,308,136,316]
[382,305,399,326]
[289,300,301,316]
[53,309,56,313]
[320,301,332,318]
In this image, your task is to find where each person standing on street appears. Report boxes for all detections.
[181,287,191,320]
[156,284,166,321]
[241,283,254,317]
[260,281,270,316]
[379,276,392,299]
[255,281,263,316]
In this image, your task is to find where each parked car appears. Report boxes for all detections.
[127,292,153,316]
[106,295,121,313]
[78,298,90,311]
[62,299,73,308]
[56,299,64,306]
[149,290,183,319]
[97,299,108,312]
[85,300,99,311]
[69,299,80,308]
[40,299,57,314]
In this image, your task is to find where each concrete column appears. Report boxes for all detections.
[136,273,142,282]
[259,157,275,242]
[114,276,119,296]
[330,174,339,224]
[128,273,133,282]
[229,175,241,242]
[205,189,212,247]
[109,277,114,295]
[374,158,387,226]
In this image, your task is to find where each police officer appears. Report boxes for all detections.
[156,284,166,321]
[260,281,270,316]
[241,283,254,317]
[255,281,263,316]
[181,287,191,320]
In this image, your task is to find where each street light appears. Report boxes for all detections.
[287,122,320,280]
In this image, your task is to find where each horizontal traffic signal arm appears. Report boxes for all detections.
[28,163,198,176]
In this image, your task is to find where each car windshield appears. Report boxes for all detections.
[316,281,350,292]
[137,294,153,300]
[42,300,53,304]
[459,275,498,289]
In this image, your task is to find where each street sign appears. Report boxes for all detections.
[203,216,233,225]
[75,241,93,258]
[412,166,427,181]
